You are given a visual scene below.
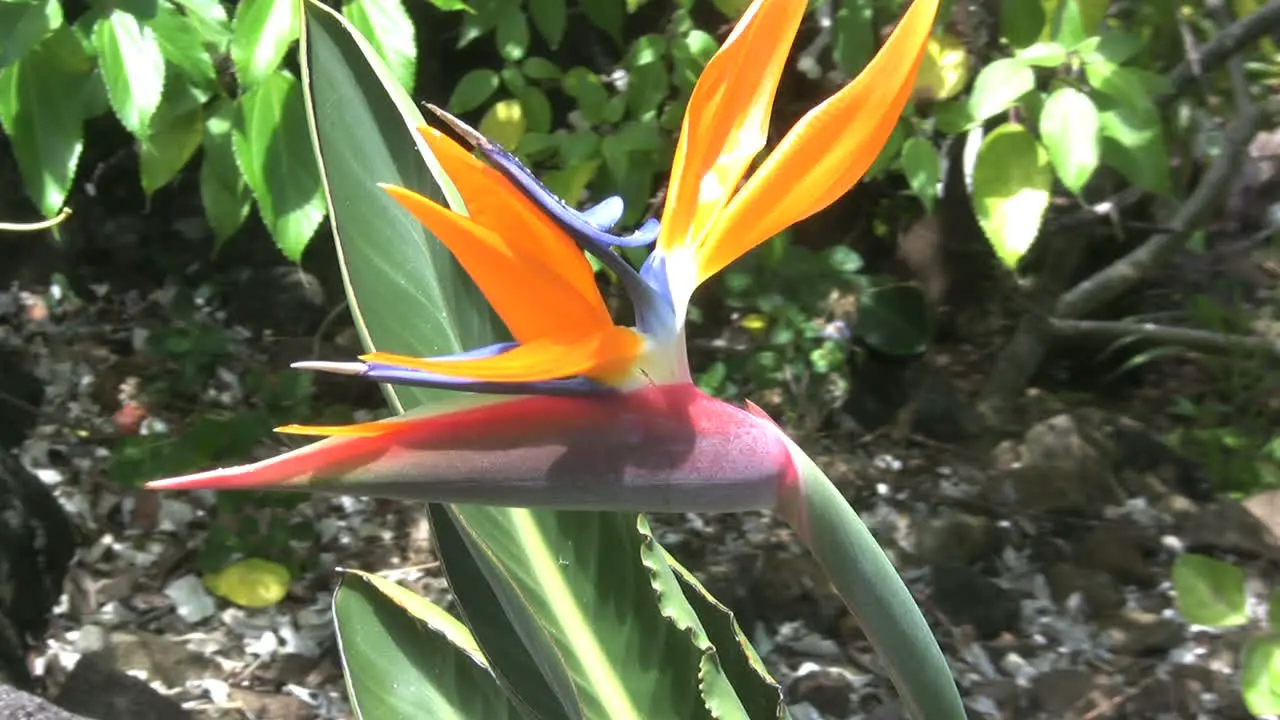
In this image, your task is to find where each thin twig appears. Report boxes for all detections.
[1055,98,1261,319]
[1161,0,1280,107]
[0,208,72,233]
[1050,319,1280,358]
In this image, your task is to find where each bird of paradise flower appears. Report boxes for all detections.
[147,0,940,517]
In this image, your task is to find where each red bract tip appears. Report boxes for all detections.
[145,384,797,514]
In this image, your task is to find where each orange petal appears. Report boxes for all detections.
[417,126,604,313]
[695,0,940,284]
[361,325,645,384]
[275,422,397,437]
[656,0,805,256]
[381,184,610,343]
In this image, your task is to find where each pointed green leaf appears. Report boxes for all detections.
[114,0,158,21]
[1094,98,1169,195]
[439,507,719,720]
[448,68,500,113]
[1172,553,1248,627]
[231,0,300,88]
[299,0,495,375]
[0,27,92,217]
[477,97,526,150]
[233,69,326,261]
[200,98,252,246]
[832,0,874,77]
[334,570,524,719]
[0,0,62,71]
[1242,633,1280,716]
[1000,0,1045,48]
[663,548,786,719]
[494,5,529,62]
[172,0,232,50]
[149,3,219,90]
[342,0,417,93]
[93,11,166,136]
[967,57,1035,123]
[971,122,1052,267]
[140,76,204,196]
[428,505,572,719]
[1014,41,1067,67]
[1039,86,1098,194]
[901,136,940,212]
[854,284,932,355]
[529,0,566,49]
[580,0,623,47]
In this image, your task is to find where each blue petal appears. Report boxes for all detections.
[361,364,616,397]
[581,196,624,231]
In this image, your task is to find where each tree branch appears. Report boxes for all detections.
[1162,0,1280,107]
[1049,319,1280,358]
[1054,101,1261,319]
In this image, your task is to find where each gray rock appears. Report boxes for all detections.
[1031,668,1097,716]
[914,511,1000,566]
[0,452,75,687]
[931,563,1021,639]
[1181,499,1280,560]
[1078,523,1157,586]
[54,653,191,720]
[0,684,89,720]
[1047,563,1126,618]
[1102,609,1183,655]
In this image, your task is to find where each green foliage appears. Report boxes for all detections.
[445,0,712,224]
[106,289,339,572]
[1158,296,1280,496]
[859,0,1188,269]
[0,0,465,261]
[1173,552,1280,716]
[696,234,931,429]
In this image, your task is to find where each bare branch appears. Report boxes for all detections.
[1054,101,1261,319]
[1162,0,1280,106]
[1050,319,1280,358]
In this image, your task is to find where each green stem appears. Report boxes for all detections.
[779,442,964,719]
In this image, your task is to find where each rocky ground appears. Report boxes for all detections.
[2,256,1279,720]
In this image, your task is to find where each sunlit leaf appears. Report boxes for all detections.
[93,10,166,136]
[231,0,301,88]
[204,557,291,608]
[334,570,524,719]
[232,69,326,261]
[913,31,970,102]
[967,57,1035,123]
[140,77,204,196]
[1172,553,1248,627]
[0,0,62,70]
[901,136,941,211]
[971,122,1052,267]
[149,3,219,90]
[477,97,526,150]
[0,27,92,217]
[343,0,416,93]
[1242,634,1280,716]
[200,98,252,246]
[1039,86,1098,194]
